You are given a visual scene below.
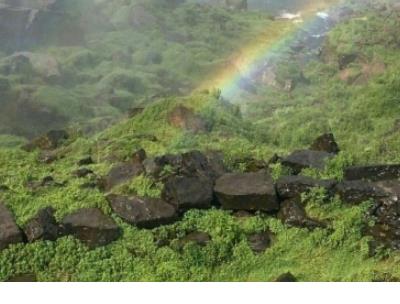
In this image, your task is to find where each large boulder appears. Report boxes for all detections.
[162,176,214,210]
[214,171,279,212]
[278,199,325,230]
[276,175,336,200]
[281,150,335,174]
[310,133,340,154]
[335,180,388,204]
[23,207,62,242]
[61,208,121,248]
[167,106,208,133]
[107,194,177,229]
[0,203,24,250]
[100,161,144,191]
[344,165,400,182]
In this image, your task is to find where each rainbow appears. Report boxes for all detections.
[197,0,344,101]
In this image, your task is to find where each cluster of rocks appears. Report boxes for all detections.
[5,132,400,253]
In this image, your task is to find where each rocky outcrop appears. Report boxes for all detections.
[23,207,62,242]
[61,208,121,248]
[335,180,388,205]
[22,129,69,151]
[167,106,208,133]
[100,161,144,191]
[276,175,336,200]
[278,199,325,230]
[281,150,335,174]
[162,176,214,211]
[310,133,340,154]
[0,203,24,250]
[214,171,279,212]
[344,165,400,182]
[107,194,177,229]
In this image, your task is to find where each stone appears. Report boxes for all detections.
[162,176,214,210]
[77,156,94,166]
[282,150,335,174]
[275,272,297,282]
[335,180,388,204]
[100,161,144,191]
[132,148,147,164]
[167,105,207,133]
[276,175,336,200]
[310,133,340,154]
[0,203,24,250]
[278,199,325,230]
[107,195,177,229]
[61,208,121,248]
[247,231,272,254]
[73,168,94,178]
[344,164,400,182]
[214,171,279,212]
[22,129,69,151]
[23,207,61,242]
[178,231,211,248]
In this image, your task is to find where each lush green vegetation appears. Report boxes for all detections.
[2,1,400,282]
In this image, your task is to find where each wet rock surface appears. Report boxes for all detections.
[214,171,279,212]
[344,164,400,182]
[107,194,177,229]
[281,149,335,174]
[247,231,272,254]
[0,202,24,250]
[61,208,121,249]
[24,207,62,242]
[276,175,336,200]
[162,176,214,210]
[278,199,325,230]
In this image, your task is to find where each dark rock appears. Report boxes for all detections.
[107,194,177,229]
[206,151,228,178]
[80,182,98,190]
[61,208,121,248]
[344,165,400,182]
[278,199,325,230]
[143,158,164,178]
[22,130,69,152]
[167,105,207,133]
[247,231,272,254]
[77,156,94,166]
[132,148,147,164]
[335,180,388,204]
[178,231,211,248]
[214,171,279,212]
[6,273,37,282]
[73,168,94,178]
[268,153,282,165]
[276,175,336,200]
[310,133,340,154]
[282,150,335,174]
[275,272,297,282]
[23,207,62,242]
[100,161,144,191]
[233,210,254,219]
[0,203,24,250]
[162,176,214,210]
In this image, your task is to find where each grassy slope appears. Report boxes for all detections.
[2,3,400,282]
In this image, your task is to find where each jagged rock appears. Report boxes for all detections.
[247,231,272,254]
[22,130,69,152]
[178,231,211,248]
[162,176,214,210]
[61,208,121,248]
[214,171,279,212]
[0,203,24,250]
[278,199,325,230]
[275,272,297,282]
[335,180,388,204]
[23,207,62,242]
[100,161,144,191]
[167,105,207,133]
[344,165,400,182]
[73,168,94,178]
[107,194,177,229]
[77,156,94,166]
[310,133,340,154]
[281,150,335,174]
[276,175,336,200]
